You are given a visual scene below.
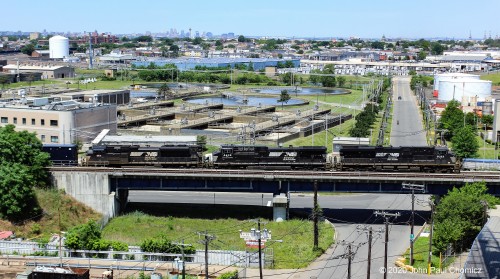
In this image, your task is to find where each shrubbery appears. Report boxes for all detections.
[140,234,195,254]
[65,220,128,251]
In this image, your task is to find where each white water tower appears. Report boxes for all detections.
[49,35,69,59]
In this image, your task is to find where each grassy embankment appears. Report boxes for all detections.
[103,211,334,269]
[0,189,101,242]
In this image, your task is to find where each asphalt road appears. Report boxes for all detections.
[391,76,427,147]
[128,191,432,279]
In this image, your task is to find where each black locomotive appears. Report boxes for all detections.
[78,143,460,173]
[211,145,327,169]
[335,145,460,172]
[84,144,203,167]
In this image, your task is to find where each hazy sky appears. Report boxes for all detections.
[4,0,499,39]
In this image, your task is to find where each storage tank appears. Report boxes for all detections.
[433,73,480,98]
[482,101,493,116]
[49,35,69,59]
[437,79,491,102]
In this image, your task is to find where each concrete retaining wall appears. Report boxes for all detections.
[50,172,117,223]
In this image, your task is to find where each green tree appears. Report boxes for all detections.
[277,89,291,110]
[157,83,173,100]
[65,220,102,250]
[438,100,464,139]
[280,72,293,85]
[321,65,336,87]
[192,37,203,45]
[140,235,195,254]
[451,126,479,158]
[21,44,35,56]
[417,51,427,61]
[0,75,11,90]
[169,45,180,57]
[0,125,51,187]
[464,112,477,127]
[431,42,445,55]
[337,76,346,88]
[482,114,494,130]
[238,35,246,43]
[132,35,153,43]
[370,41,385,50]
[433,182,498,253]
[0,163,40,220]
[308,69,322,85]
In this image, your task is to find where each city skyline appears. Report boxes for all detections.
[2,0,500,39]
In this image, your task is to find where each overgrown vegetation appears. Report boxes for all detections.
[410,75,433,90]
[65,220,128,251]
[0,125,51,221]
[0,188,101,240]
[438,100,480,158]
[102,212,334,269]
[349,103,379,137]
[433,182,499,253]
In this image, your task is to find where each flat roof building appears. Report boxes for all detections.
[0,99,116,144]
[2,64,75,79]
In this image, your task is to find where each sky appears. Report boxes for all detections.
[3,0,499,39]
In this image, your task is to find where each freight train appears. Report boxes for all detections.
[76,144,461,172]
[334,145,460,172]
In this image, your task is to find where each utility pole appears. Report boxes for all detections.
[339,240,364,279]
[375,211,400,279]
[402,183,425,265]
[198,231,215,279]
[258,220,263,279]
[357,226,381,279]
[347,243,352,279]
[427,201,434,275]
[313,180,319,250]
[172,240,192,279]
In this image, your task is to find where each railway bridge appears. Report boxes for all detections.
[49,167,500,222]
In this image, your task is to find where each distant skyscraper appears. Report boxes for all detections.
[195,31,200,38]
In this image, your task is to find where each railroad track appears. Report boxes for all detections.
[49,167,500,181]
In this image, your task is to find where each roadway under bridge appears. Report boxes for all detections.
[50,167,500,222]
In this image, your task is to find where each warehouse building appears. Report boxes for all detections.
[2,64,75,79]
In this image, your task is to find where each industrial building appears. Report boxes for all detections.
[0,98,117,144]
[2,64,75,79]
[132,57,300,71]
[58,89,131,105]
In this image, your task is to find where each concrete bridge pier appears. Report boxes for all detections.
[50,171,119,224]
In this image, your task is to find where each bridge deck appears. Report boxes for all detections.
[50,167,500,196]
